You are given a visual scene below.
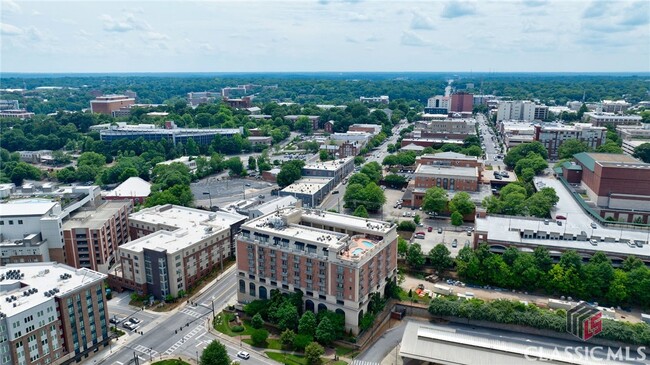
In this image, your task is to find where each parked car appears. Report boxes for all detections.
[556,215,566,220]
[245,183,251,187]
[109,316,122,324]
[332,190,339,194]
[437,227,443,234]
[415,232,425,239]
[258,194,265,199]
[128,317,142,324]
[237,351,250,360]
[591,222,597,229]
[123,322,137,330]
[590,239,598,246]
[451,239,458,248]
[466,230,472,236]
[427,226,433,232]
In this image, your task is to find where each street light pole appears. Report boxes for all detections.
[202,191,212,210]
[196,350,199,364]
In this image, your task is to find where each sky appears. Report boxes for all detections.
[1,0,649,73]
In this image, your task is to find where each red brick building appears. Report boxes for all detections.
[89,95,135,115]
[450,92,473,113]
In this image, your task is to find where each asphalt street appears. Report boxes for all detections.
[96,267,276,365]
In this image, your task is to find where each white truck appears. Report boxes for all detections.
[433,284,453,296]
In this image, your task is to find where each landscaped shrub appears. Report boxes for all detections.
[231,325,245,333]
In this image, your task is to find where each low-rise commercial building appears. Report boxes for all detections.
[156,156,198,172]
[236,207,397,333]
[534,123,607,160]
[0,263,109,365]
[348,124,382,135]
[249,196,299,219]
[359,95,389,104]
[0,109,35,119]
[0,99,19,110]
[417,152,483,179]
[62,200,132,273]
[582,112,642,126]
[414,164,479,192]
[601,100,631,113]
[279,178,333,208]
[616,123,650,140]
[302,157,354,186]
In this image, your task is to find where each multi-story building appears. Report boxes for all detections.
[562,153,650,223]
[61,200,132,273]
[302,157,355,186]
[426,95,451,114]
[406,165,479,208]
[601,100,631,113]
[100,122,243,146]
[416,152,483,178]
[359,96,389,104]
[236,208,398,334]
[89,95,135,115]
[17,150,53,164]
[0,262,109,365]
[248,196,299,219]
[534,123,607,160]
[0,100,19,110]
[0,110,35,120]
[127,204,246,259]
[223,96,253,109]
[0,233,49,266]
[497,101,548,122]
[279,178,333,208]
[499,121,536,148]
[622,140,649,156]
[110,205,244,299]
[187,92,218,107]
[616,123,650,140]
[0,183,15,199]
[450,92,473,113]
[348,124,382,135]
[582,112,642,126]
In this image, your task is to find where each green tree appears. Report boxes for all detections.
[633,143,650,163]
[251,329,269,347]
[314,317,336,345]
[251,313,264,329]
[77,151,106,169]
[295,116,313,135]
[56,167,77,183]
[248,156,257,171]
[362,182,386,211]
[185,138,200,156]
[398,220,416,232]
[277,160,305,188]
[298,311,317,337]
[319,150,330,161]
[413,214,421,225]
[348,173,370,186]
[407,243,425,269]
[504,142,548,169]
[304,342,324,365]
[397,237,409,257]
[429,244,453,274]
[449,192,475,215]
[360,162,383,183]
[421,187,448,213]
[450,211,464,226]
[292,334,313,352]
[558,140,591,159]
[280,329,296,349]
[276,303,299,331]
[384,173,406,187]
[200,340,230,365]
[225,157,244,176]
[353,205,369,218]
[10,162,42,185]
[595,142,623,154]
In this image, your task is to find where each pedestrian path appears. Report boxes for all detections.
[352,360,380,365]
[180,308,203,318]
[162,325,205,355]
[133,344,159,358]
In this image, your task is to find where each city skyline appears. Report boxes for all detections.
[1,0,649,73]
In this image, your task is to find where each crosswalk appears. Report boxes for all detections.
[162,325,205,355]
[133,344,159,358]
[180,308,203,318]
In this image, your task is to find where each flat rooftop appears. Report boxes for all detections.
[574,152,649,170]
[303,157,353,172]
[0,263,106,318]
[0,199,57,217]
[419,152,478,161]
[130,204,246,229]
[63,200,130,230]
[416,164,478,178]
[282,178,331,195]
[120,228,217,254]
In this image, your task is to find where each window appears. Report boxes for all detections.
[8,220,13,225]
[18,220,23,224]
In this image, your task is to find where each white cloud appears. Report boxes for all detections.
[410,12,435,30]
[345,36,359,43]
[146,32,170,41]
[100,13,151,33]
[441,1,477,19]
[619,1,649,27]
[522,0,547,7]
[3,0,21,14]
[348,12,371,22]
[400,31,430,47]
[582,1,608,18]
[0,23,23,36]
[25,27,45,42]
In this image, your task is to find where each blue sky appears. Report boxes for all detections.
[1,0,649,73]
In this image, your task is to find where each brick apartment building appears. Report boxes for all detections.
[450,92,473,113]
[416,152,484,179]
[407,165,479,208]
[534,123,607,160]
[0,263,109,365]
[236,208,398,334]
[89,95,135,115]
[61,200,132,273]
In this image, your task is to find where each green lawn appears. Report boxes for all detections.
[243,338,283,350]
[335,345,355,357]
[330,361,348,365]
[152,360,190,365]
[266,352,307,365]
[213,312,255,337]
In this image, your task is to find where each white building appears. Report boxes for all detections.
[601,100,631,113]
[497,101,548,122]
[249,196,299,219]
[359,96,389,104]
[156,156,198,172]
[426,95,451,111]
[534,123,607,160]
[582,112,642,126]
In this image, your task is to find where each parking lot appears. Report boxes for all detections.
[190,176,278,209]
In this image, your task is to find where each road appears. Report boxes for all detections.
[319,121,408,212]
[476,113,504,169]
[98,268,272,365]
